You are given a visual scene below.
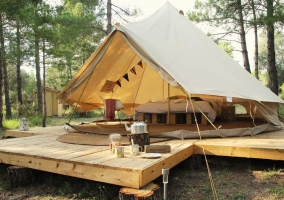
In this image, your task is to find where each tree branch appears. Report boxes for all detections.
[111,9,129,23]
[111,4,131,16]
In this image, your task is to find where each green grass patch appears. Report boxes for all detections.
[232,192,249,200]
[3,119,19,129]
[262,166,282,181]
[270,186,284,197]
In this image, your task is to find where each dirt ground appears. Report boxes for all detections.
[1,155,284,200]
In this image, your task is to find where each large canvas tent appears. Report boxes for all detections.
[58,2,283,137]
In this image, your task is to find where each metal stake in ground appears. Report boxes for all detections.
[162,168,170,200]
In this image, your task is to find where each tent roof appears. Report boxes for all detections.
[117,2,283,103]
[57,2,283,115]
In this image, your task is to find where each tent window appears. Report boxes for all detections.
[157,114,167,124]
[143,113,152,123]
[233,104,247,115]
[176,113,187,124]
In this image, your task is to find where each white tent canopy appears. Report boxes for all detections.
[58,2,283,135]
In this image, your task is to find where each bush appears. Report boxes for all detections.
[28,115,52,127]
[3,119,19,129]
[16,103,38,118]
[279,106,284,120]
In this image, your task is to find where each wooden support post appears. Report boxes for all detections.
[181,155,202,170]
[201,114,208,125]
[119,182,161,200]
[7,166,34,187]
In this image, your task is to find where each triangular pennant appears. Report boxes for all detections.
[130,67,137,75]
[137,60,143,68]
[107,83,115,92]
[108,87,113,93]
[115,79,121,87]
[123,73,129,82]
[100,80,115,93]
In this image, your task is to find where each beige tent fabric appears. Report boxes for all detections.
[57,2,283,136]
[57,31,185,115]
[153,123,282,139]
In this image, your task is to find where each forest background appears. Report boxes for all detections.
[0,0,284,129]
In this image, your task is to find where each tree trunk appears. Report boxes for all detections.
[266,0,278,95]
[119,183,161,200]
[0,15,12,119]
[34,1,43,112]
[16,20,23,105]
[237,0,251,73]
[42,38,46,127]
[7,166,34,187]
[0,20,3,128]
[107,0,112,34]
[250,0,259,79]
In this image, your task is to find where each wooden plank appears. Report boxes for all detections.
[201,114,207,125]
[139,143,194,188]
[0,134,60,146]
[193,138,284,160]
[0,139,72,154]
[152,114,157,124]
[169,114,175,124]
[186,113,192,124]
[5,131,42,138]
[56,146,108,160]
[0,152,141,188]
[70,149,115,163]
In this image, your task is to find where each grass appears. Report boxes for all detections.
[2,119,19,130]
[1,109,105,130]
[262,166,282,181]
[270,186,284,198]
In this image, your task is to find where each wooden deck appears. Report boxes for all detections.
[1,127,195,189]
[194,131,284,160]
[1,126,284,189]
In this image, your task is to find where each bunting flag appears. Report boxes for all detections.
[115,79,121,87]
[137,60,143,68]
[123,73,129,81]
[107,83,115,92]
[101,63,143,92]
[130,67,137,75]
[100,80,115,93]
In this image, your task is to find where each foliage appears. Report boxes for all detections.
[14,103,38,118]
[270,186,284,198]
[189,0,284,85]
[188,0,240,41]
[2,119,19,130]
[2,115,53,129]
[188,0,252,73]
[262,166,282,181]
[0,0,108,122]
[280,84,284,100]
[258,31,284,89]
[215,40,234,57]
[28,115,52,127]
[278,104,284,120]
[46,0,105,90]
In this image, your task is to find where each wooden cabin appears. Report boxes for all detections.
[34,87,63,117]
